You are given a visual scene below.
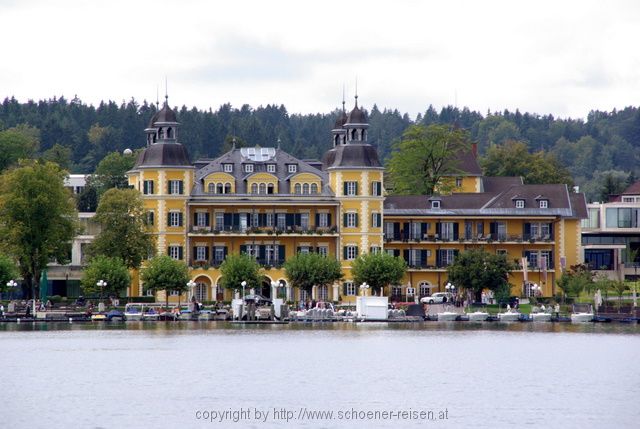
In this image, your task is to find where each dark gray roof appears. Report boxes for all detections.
[323,143,382,169]
[152,103,178,124]
[133,142,191,168]
[345,104,367,125]
[450,148,482,176]
[192,147,332,196]
[334,110,347,129]
[384,184,588,219]
[482,176,523,193]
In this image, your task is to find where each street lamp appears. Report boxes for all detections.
[96,279,107,305]
[271,281,279,299]
[445,282,456,306]
[186,279,196,311]
[241,281,247,300]
[359,282,370,296]
[531,283,540,297]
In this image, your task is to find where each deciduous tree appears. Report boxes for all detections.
[284,252,343,296]
[351,252,406,296]
[141,255,189,309]
[446,249,515,302]
[81,256,131,298]
[219,254,261,292]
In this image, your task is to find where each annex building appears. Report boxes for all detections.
[126,97,587,303]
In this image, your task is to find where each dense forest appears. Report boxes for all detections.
[1,95,639,202]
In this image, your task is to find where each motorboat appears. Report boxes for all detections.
[91,314,107,321]
[531,312,552,322]
[497,310,520,322]
[467,311,490,321]
[571,312,594,323]
[124,303,144,321]
[436,311,459,321]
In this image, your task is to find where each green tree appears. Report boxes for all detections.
[481,140,573,186]
[0,161,78,299]
[218,254,261,292]
[81,256,131,298]
[387,124,471,195]
[42,143,72,170]
[447,249,515,302]
[609,281,629,311]
[351,252,406,295]
[0,125,40,171]
[89,188,154,269]
[93,151,136,192]
[557,264,594,301]
[0,255,19,297]
[141,255,189,309]
[284,252,343,296]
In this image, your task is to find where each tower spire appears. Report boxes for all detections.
[164,76,168,105]
[354,76,358,108]
[342,84,346,112]
[156,85,159,110]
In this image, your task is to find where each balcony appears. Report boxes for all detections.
[188,225,338,236]
[384,233,554,244]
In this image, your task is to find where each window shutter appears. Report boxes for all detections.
[143,181,148,194]
[259,245,266,261]
[240,245,247,254]
[377,213,382,227]
[403,222,409,239]
[327,213,332,227]
[286,214,294,227]
[343,213,348,227]
[167,213,172,227]
[490,222,497,235]
[278,245,286,264]
[394,222,400,238]
[523,223,531,237]
[205,246,210,261]
[178,247,184,260]
[193,247,198,260]
[167,180,171,194]
[178,181,183,194]
[403,249,409,264]
[453,223,459,240]
[548,223,554,237]
[150,181,154,194]
[354,246,359,257]
[436,250,442,267]
[149,211,154,226]
[354,213,359,227]
[354,182,358,195]
[223,246,228,259]
[370,246,374,253]
[421,222,428,238]
[294,213,301,226]
[343,246,348,260]
[167,246,171,256]
[178,212,183,227]
[296,246,301,254]
[193,213,198,225]
[343,282,348,296]
[453,249,459,260]
[343,182,348,196]
[315,213,319,227]
[422,250,429,266]
[394,249,400,258]
[205,213,210,226]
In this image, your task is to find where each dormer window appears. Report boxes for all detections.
[267,164,276,173]
[455,177,463,188]
[223,164,233,173]
[288,164,297,174]
[539,200,548,209]
[515,199,525,209]
[431,200,441,209]
[244,164,254,173]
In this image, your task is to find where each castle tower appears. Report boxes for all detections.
[127,98,194,295]
[323,95,385,285]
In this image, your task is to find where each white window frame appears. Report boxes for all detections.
[539,200,548,209]
[214,246,225,263]
[195,246,207,261]
[267,164,276,173]
[317,246,328,257]
[169,211,181,227]
[169,180,182,195]
[318,213,329,228]
[346,181,357,196]
[196,212,207,227]
[168,245,181,260]
[431,200,441,209]
[440,222,455,240]
[346,212,357,228]
[419,281,431,297]
[346,245,357,260]
[244,164,254,173]
[345,282,356,296]
[266,213,274,227]
[223,164,233,173]
[300,213,309,230]
[370,246,381,254]
[288,164,297,173]
[372,212,381,228]
[515,199,525,208]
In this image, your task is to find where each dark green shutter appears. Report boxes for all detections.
[296,246,302,254]
[343,246,348,259]
[278,245,286,264]
[403,249,409,264]
[453,223,459,240]
[178,247,183,260]
[240,245,247,255]
[327,213,332,227]
[343,182,348,196]
[178,212,183,227]
[205,246,210,261]
[167,213,171,227]
[354,213,359,227]
[524,223,531,238]
[193,213,198,225]
[315,213,320,227]
[179,181,184,194]
[354,182,358,195]
[193,247,198,260]
[223,246,228,260]
[354,246,359,257]
[343,282,348,296]
[343,213,348,227]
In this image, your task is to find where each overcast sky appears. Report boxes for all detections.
[1,0,638,119]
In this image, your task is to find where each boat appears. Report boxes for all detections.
[467,311,490,321]
[124,303,145,321]
[436,311,459,321]
[531,312,552,322]
[91,314,107,321]
[497,310,520,322]
[570,312,593,323]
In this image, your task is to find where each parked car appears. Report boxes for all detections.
[420,292,453,304]
[243,294,272,306]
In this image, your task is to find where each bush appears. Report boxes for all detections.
[48,295,63,303]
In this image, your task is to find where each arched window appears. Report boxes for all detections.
[419,281,431,298]
[208,183,215,193]
[294,183,301,194]
[224,183,232,194]
[267,183,274,194]
[251,183,258,194]
[167,127,173,138]
[158,128,164,139]
[334,135,339,146]
[216,183,223,194]
[195,282,207,301]
[302,183,310,195]
[311,183,318,194]
[351,129,356,140]
[259,183,266,194]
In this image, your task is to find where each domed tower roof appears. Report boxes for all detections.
[153,102,178,124]
[133,142,192,169]
[324,143,381,169]
[345,97,367,125]
[334,109,348,129]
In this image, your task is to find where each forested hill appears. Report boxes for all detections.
[1,95,639,201]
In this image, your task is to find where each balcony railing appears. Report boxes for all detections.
[191,258,285,268]
[189,225,338,235]
[384,232,554,243]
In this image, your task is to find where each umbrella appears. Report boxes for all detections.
[39,269,49,302]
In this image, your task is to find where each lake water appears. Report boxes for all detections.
[1,322,639,429]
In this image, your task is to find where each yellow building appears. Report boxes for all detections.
[127,96,586,303]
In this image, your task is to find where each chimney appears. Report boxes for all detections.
[471,143,478,157]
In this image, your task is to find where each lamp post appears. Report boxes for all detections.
[445,282,456,307]
[271,281,279,300]
[359,282,370,296]
[96,279,107,308]
[6,279,17,300]
[186,279,196,311]
[241,281,247,300]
